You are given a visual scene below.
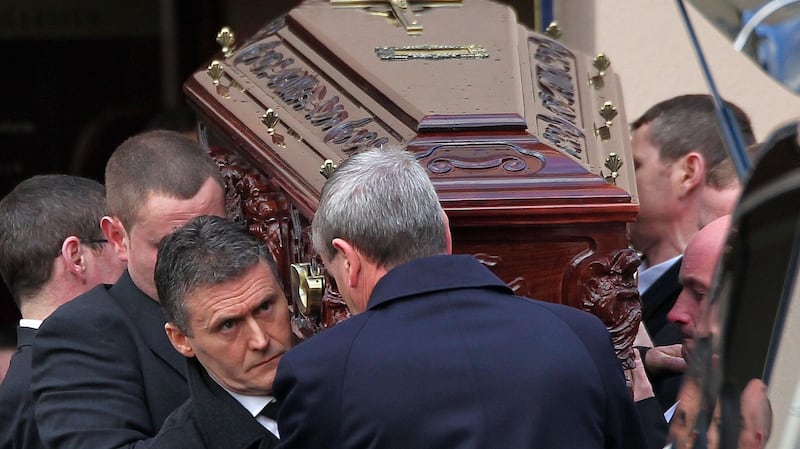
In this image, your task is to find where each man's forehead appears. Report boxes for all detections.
[679,274,708,293]
[680,252,717,297]
[631,128,670,167]
[631,127,652,152]
[682,221,731,285]
[187,263,280,311]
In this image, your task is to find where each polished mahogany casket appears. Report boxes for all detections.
[184,0,641,367]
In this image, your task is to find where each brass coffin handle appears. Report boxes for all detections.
[290,263,325,316]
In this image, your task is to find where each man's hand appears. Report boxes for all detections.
[630,349,655,402]
[644,344,687,375]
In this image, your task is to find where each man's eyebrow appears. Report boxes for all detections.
[680,276,702,288]
[207,309,242,328]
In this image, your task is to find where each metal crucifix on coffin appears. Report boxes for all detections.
[330,0,461,35]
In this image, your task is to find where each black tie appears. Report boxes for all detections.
[259,400,280,420]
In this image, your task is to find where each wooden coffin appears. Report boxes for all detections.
[184,0,641,367]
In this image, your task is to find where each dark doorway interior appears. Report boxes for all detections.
[0,0,534,329]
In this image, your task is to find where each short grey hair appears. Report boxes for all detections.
[155,215,279,335]
[312,147,447,268]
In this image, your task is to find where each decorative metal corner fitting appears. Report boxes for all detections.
[320,159,338,179]
[207,60,225,86]
[261,109,286,148]
[594,102,617,142]
[206,60,244,98]
[545,21,562,39]
[588,53,611,90]
[599,102,617,122]
[217,26,236,57]
[262,109,279,133]
[593,53,611,72]
[603,153,623,185]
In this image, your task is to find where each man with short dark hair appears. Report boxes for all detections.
[274,147,646,449]
[0,175,126,449]
[630,94,755,412]
[31,130,227,449]
[146,215,290,449]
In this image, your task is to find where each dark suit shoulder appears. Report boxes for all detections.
[31,281,186,449]
[0,344,31,398]
[0,345,43,449]
[40,284,122,327]
[636,397,669,449]
[521,298,611,340]
[35,284,139,356]
[147,401,202,449]
[523,299,622,370]
[283,312,371,365]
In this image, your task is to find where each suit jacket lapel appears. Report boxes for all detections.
[110,271,187,379]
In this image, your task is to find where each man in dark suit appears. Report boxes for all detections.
[0,175,126,449]
[638,259,686,412]
[273,147,646,449]
[31,131,227,449]
[629,95,755,412]
[666,215,735,449]
[145,216,291,449]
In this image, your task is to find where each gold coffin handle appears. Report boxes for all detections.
[290,263,325,316]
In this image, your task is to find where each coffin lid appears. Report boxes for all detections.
[184,0,638,223]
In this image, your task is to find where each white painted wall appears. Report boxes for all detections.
[553,0,800,142]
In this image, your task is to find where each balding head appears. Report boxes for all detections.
[739,379,772,449]
[685,216,732,273]
[668,215,732,360]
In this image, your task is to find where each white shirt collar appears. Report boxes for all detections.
[638,255,682,295]
[19,319,42,329]
[226,390,274,418]
[209,374,280,438]
[664,400,679,422]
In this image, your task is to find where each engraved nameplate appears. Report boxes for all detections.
[375,44,489,61]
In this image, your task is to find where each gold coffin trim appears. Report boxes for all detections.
[375,44,489,60]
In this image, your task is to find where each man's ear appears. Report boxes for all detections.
[676,152,706,197]
[754,431,765,448]
[59,236,87,279]
[332,238,361,289]
[165,322,194,358]
[100,216,129,263]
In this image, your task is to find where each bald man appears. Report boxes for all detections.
[636,215,732,448]
[667,215,733,447]
[738,379,772,449]
[667,214,732,361]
